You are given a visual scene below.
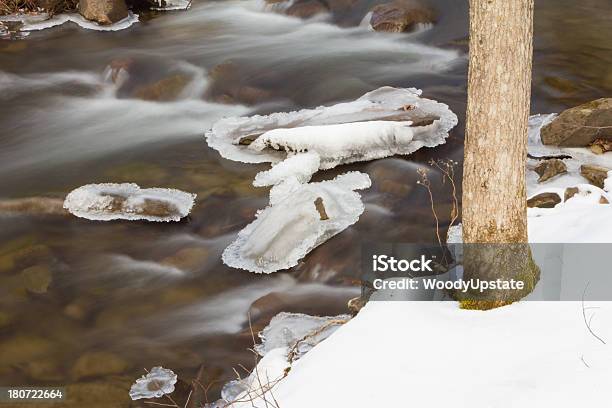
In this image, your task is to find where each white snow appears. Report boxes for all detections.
[63,183,196,222]
[253,152,320,187]
[130,366,177,400]
[205,86,458,169]
[152,0,191,10]
[229,301,612,408]
[222,172,371,273]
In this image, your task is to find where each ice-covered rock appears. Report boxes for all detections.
[255,311,350,358]
[206,86,458,169]
[63,183,196,222]
[212,311,350,407]
[129,366,177,400]
[222,172,371,273]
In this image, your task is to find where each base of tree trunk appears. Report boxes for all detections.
[454,244,540,310]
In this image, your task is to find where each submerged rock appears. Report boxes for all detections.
[286,0,329,18]
[71,352,129,380]
[534,159,567,182]
[63,183,196,222]
[79,0,129,25]
[540,98,612,146]
[527,192,562,208]
[132,74,190,102]
[0,197,67,216]
[369,0,436,33]
[580,164,610,189]
[20,265,52,294]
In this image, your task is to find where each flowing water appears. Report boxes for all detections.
[0,0,610,405]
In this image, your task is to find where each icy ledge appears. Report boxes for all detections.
[63,183,196,222]
[222,172,371,273]
[0,12,139,33]
[205,86,458,170]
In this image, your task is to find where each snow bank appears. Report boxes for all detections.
[205,86,458,169]
[222,172,371,273]
[230,301,612,408]
[63,183,196,222]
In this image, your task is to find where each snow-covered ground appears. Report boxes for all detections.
[229,301,611,408]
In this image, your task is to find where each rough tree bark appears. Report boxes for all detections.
[460,0,540,309]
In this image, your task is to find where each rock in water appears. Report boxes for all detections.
[286,0,329,18]
[540,98,612,146]
[534,159,567,182]
[580,164,610,189]
[369,0,436,33]
[79,0,129,25]
[527,192,561,208]
[63,183,196,222]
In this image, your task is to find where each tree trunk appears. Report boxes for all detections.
[460,0,539,309]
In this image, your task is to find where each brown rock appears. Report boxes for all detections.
[590,138,612,154]
[564,187,579,202]
[0,197,67,216]
[286,0,329,18]
[370,0,436,33]
[541,98,612,146]
[534,159,567,182]
[71,352,129,380]
[133,75,190,102]
[20,265,52,294]
[580,164,610,188]
[600,196,610,204]
[79,0,128,25]
[527,192,561,208]
[161,247,209,271]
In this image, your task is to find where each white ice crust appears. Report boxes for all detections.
[205,86,458,169]
[63,183,196,222]
[2,12,140,32]
[129,366,177,400]
[222,172,371,273]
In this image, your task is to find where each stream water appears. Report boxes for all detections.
[0,0,611,406]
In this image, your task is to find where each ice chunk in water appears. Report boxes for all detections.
[222,172,370,273]
[130,366,177,400]
[205,86,458,169]
[255,312,351,358]
[64,183,196,222]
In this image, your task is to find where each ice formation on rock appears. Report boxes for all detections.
[210,87,458,273]
[213,312,350,407]
[255,311,350,358]
[205,86,458,169]
[0,12,139,33]
[63,183,196,222]
[222,172,371,273]
[129,366,177,400]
